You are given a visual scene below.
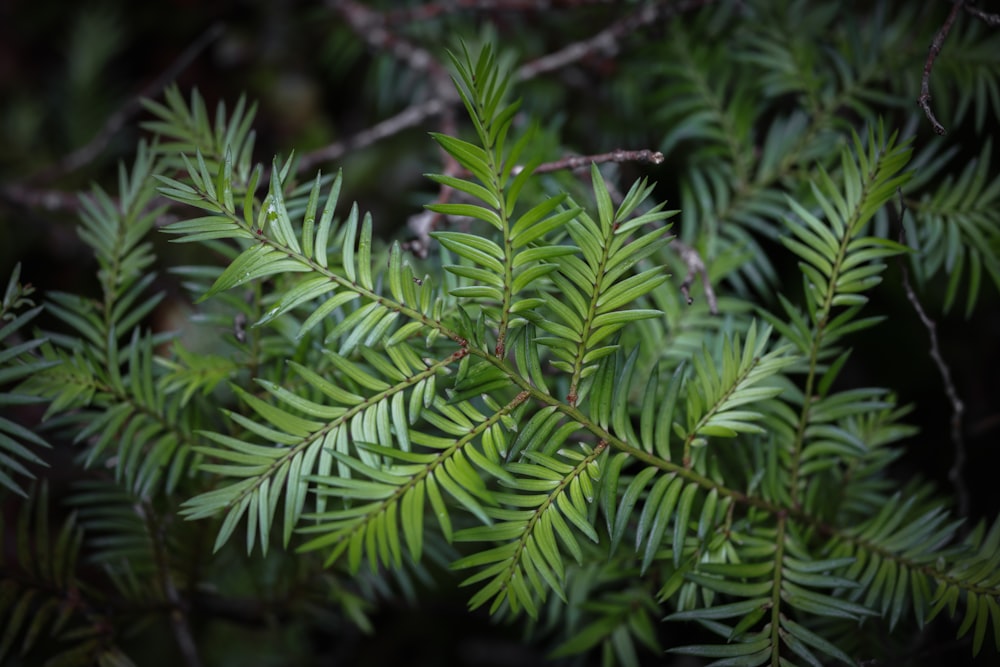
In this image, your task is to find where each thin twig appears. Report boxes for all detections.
[29,23,226,184]
[532,148,664,174]
[302,0,712,177]
[297,97,451,174]
[0,183,181,232]
[405,143,463,258]
[330,0,460,256]
[330,0,451,88]
[404,210,438,259]
[0,184,84,213]
[517,0,714,81]
[673,240,718,314]
[963,2,1000,27]
[383,0,617,24]
[900,268,968,514]
[895,198,968,518]
[325,0,681,256]
[412,148,665,254]
[303,1,459,176]
[324,0,461,254]
[918,2,963,135]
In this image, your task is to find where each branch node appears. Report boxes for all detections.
[674,240,718,315]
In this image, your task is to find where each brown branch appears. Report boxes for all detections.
[325,1,673,247]
[303,1,459,177]
[329,0,451,87]
[918,2,963,135]
[673,240,718,314]
[0,183,84,213]
[404,210,439,259]
[405,141,463,259]
[301,0,712,177]
[900,258,969,516]
[383,0,618,24]
[895,199,968,518]
[410,148,664,255]
[533,148,664,174]
[963,2,1000,27]
[0,183,182,232]
[324,0,463,253]
[297,97,451,174]
[517,0,715,81]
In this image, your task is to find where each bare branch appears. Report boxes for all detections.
[963,2,1000,27]
[1,183,180,230]
[303,1,460,177]
[327,0,680,256]
[896,199,969,517]
[329,0,450,87]
[383,0,618,24]
[297,98,451,175]
[405,144,464,259]
[532,148,664,174]
[517,0,715,81]
[0,183,84,213]
[900,262,968,516]
[918,2,963,135]
[302,0,711,177]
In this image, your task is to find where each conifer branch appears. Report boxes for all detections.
[4,6,1000,664]
[302,0,710,177]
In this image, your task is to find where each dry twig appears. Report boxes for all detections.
[297,97,452,174]
[896,199,969,517]
[517,0,714,81]
[918,2,963,135]
[963,2,1000,27]
[533,149,664,174]
[303,0,711,177]
[383,0,618,24]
